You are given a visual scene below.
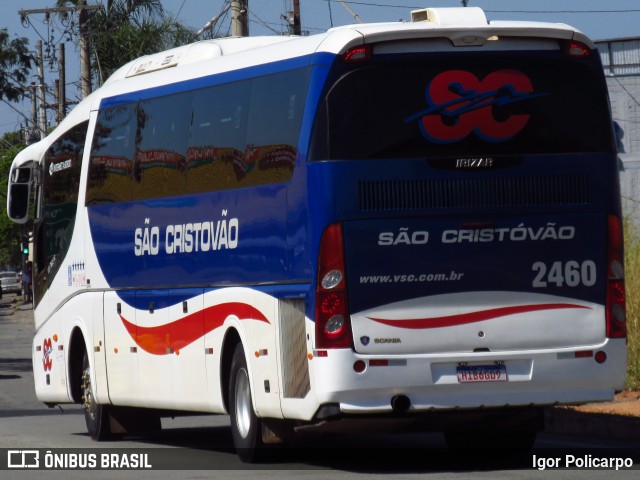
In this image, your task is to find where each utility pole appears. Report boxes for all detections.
[30,83,37,143]
[338,0,364,24]
[79,0,91,97]
[19,4,102,99]
[54,79,60,122]
[231,0,249,37]
[284,0,301,35]
[36,41,47,140]
[58,43,66,122]
[292,0,301,35]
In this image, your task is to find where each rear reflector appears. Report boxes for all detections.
[574,350,593,358]
[369,359,389,367]
[353,360,366,373]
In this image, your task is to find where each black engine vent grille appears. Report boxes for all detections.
[358,176,590,211]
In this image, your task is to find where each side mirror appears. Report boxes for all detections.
[7,165,32,224]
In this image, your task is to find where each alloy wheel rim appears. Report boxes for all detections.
[81,366,97,421]
[235,367,251,438]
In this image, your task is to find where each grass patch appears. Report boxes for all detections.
[625,217,640,389]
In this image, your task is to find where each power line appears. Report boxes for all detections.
[322,1,640,14]
[176,0,188,18]
[192,1,231,40]
[1,99,33,127]
[249,9,281,35]
[486,10,640,14]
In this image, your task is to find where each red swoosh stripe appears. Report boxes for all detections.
[120,302,269,355]
[367,303,590,330]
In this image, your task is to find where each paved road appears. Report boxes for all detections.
[1,294,638,479]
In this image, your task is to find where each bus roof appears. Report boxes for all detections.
[94,9,589,102]
[22,6,593,161]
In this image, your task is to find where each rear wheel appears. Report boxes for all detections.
[81,350,114,440]
[228,343,267,463]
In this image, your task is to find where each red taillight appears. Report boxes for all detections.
[564,40,592,58]
[606,215,626,338]
[315,223,353,349]
[342,45,372,63]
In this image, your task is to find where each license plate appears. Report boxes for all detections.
[456,364,507,383]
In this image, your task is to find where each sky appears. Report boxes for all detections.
[2,0,640,136]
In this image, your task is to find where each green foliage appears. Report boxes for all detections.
[59,0,195,84]
[625,217,640,389]
[0,28,33,102]
[0,132,27,269]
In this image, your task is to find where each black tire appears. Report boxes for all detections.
[81,350,114,440]
[228,343,267,463]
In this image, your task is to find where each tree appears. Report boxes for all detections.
[0,29,33,102]
[0,132,28,269]
[57,0,194,86]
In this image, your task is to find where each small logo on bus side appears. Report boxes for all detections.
[49,159,72,175]
[42,338,53,372]
[360,336,370,346]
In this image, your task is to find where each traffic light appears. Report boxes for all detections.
[20,230,32,256]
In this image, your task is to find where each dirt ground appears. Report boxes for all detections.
[569,389,640,417]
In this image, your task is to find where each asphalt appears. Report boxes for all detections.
[2,294,639,444]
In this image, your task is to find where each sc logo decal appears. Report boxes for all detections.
[406,69,548,143]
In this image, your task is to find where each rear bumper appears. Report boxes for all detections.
[309,339,627,414]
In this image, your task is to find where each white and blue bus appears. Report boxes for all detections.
[7,7,627,460]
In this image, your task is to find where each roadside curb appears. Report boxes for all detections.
[545,407,640,443]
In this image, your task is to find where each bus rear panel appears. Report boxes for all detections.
[306,36,626,417]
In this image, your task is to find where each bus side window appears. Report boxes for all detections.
[134,93,191,200]
[188,81,249,192]
[87,103,137,204]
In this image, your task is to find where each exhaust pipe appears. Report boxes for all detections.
[391,395,411,414]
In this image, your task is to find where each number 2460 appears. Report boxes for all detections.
[532,260,597,288]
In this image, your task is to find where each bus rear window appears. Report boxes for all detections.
[310,50,614,160]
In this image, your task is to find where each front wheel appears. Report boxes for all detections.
[228,343,267,463]
[81,350,114,440]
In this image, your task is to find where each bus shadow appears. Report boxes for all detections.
[120,425,532,472]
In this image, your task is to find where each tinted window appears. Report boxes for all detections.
[244,70,307,177]
[188,81,249,193]
[134,93,191,199]
[86,103,137,204]
[87,67,310,204]
[310,50,614,160]
[36,121,87,303]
